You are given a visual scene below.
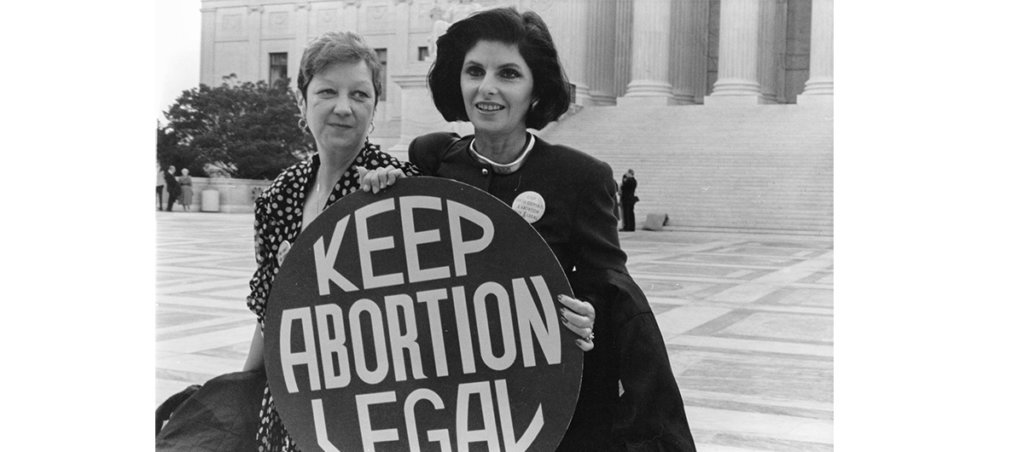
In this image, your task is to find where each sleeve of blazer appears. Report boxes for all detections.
[567,156,696,451]
[365,143,421,176]
[409,132,460,176]
[572,158,628,276]
[610,273,697,451]
[567,268,696,452]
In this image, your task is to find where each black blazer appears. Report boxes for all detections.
[410,133,695,452]
[163,170,181,195]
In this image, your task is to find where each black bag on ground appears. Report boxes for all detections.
[155,369,265,452]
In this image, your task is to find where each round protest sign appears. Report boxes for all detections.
[264,177,583,452]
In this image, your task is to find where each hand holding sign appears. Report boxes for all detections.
[358,168,597,352]
[557,295,596,352]
[357,165,406,194]
[265,177,583,452]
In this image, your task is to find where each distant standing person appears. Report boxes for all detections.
[164,165,181,212]
[613,177,621,223]
[620,169,637,231]
[179,168,193,212]
[156,164,165,210]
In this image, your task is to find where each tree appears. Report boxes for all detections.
[157,122,202,175]
[159,75,315,179]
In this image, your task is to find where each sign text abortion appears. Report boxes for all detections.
[264,178,582,452]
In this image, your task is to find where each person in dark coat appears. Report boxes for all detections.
[163,165,181,212]
[360,8,695,451]
[620,169,638,231]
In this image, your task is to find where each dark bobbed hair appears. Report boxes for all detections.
[429,7,571,130]
[296,32,384,106]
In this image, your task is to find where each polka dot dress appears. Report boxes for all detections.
[246,143,418,451]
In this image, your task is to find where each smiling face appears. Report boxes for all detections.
[461,40,534,139]
[300,60,376,160]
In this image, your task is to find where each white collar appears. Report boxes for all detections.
[468,133,536,175]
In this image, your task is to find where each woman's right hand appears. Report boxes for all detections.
[357,165,405,193]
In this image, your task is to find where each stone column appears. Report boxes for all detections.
[706,0,763,105]
[798,0,833,102]
[773,0,789,103]
[613,0,633,98]
[246,6,264,82]
[389,0,410,120]
[200,7,216,86]
[294,3,310,78]
[393,0,410,66]
[670,0,709,105]
[547,0,592,105]
[587,0,618,105]
[620,0,673,105]
[757,0,780,103]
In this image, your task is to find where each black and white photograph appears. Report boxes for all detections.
[11,0,1024,451]
[153,1,830,450]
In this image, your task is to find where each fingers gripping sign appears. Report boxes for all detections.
[357,165,406,194]
[558,295,597,352]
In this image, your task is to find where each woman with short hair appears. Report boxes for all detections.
[241,31,419,451]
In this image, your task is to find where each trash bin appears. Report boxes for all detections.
[201,189,220,212]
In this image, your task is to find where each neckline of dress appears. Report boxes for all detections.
[468,133,536,175]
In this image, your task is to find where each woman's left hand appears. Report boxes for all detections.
[558,294,596,352]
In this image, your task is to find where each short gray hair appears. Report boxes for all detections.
[296,32,383,105]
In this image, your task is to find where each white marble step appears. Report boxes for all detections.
[540,104,833,233]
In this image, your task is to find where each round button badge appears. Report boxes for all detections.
[512,191,546,224]
[276,240,292,265]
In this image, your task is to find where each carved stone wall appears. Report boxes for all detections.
[198,0,822,108]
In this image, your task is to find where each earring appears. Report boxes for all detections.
[297,117,308,133]
[369,121,375,135]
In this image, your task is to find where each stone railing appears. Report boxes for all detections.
[169,176,272,213]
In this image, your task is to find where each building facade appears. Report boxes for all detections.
[199,0,833,126]
[199,0,834,232]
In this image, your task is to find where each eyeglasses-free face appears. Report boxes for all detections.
[301,60,377,159]
[460,40,535,140]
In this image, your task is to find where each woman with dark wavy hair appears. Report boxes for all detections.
[362,8,695,451]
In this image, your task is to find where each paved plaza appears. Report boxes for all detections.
[156,211,833,451]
